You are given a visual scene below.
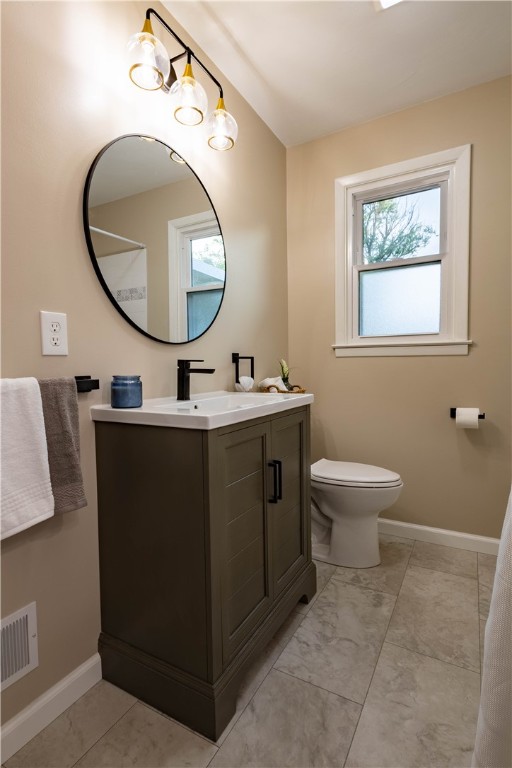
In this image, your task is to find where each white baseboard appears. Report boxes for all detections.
[378,518,499,556]
[1,653,102,762]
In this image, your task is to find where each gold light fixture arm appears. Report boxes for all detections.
[141,18,154,36]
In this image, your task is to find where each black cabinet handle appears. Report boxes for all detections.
[268,459,283,503]
[275,459,283,500]
[268,460,279,503]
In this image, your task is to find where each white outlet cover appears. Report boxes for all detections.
[40,311,68,355]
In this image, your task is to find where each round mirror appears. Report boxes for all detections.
[83,135,225,343]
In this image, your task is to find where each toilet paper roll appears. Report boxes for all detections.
[455,407,480,429]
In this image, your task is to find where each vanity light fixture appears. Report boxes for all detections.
[128,8,238,150]
[205,97,238,151]
[128,17,172,91]
[170,57,208,126]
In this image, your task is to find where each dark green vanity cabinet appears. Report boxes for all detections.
[94,405,316,740]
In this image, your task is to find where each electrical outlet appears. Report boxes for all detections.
[40,311,68,355]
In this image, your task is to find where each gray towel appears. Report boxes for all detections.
[38,378,87,515]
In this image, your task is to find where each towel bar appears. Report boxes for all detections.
[75,376,99,393]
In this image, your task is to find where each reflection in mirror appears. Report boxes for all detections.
[83,135,225,343]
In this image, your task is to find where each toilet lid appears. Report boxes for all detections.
[311,459,402,488]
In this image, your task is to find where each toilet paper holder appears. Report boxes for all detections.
[450,408,485,420]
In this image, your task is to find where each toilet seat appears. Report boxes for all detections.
[311,458,402,489]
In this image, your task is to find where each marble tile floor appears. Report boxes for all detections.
[5,536,496,768]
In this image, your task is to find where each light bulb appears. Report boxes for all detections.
[205,98,238,151]
[169,62,208,126]
[127,19,170,91]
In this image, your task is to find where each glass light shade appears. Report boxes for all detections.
[127,20,170,91]
[169,63,208,126]
[205,99,238,151]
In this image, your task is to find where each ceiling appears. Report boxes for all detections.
[164,0,512,147]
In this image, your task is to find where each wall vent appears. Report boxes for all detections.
[1,602,39,689]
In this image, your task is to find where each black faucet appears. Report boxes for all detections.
[177,359,215,401]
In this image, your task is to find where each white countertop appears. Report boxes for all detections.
[90,390,314,430]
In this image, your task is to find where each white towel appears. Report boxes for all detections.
[1,378,54,540]
[234,376,254,392]
[258,376,287,392]
[472,486,512,768]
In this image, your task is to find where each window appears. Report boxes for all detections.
[168,212,225,341]
[186,233,225,338]
[334,145,471,356]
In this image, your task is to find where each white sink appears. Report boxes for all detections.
[154,393,282,413]
[91,390,314,430]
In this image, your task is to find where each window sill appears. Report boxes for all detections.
[333,340,472,357]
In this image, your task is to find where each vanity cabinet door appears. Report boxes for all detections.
[217,421,273,664]
[270,410,310,599]
[216,408,310,666]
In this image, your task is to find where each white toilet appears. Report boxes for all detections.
[311,459,403,568]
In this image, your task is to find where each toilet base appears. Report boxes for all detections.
[312,543,381,569]
[312,514,381,569]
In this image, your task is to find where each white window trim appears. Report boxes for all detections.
[168,211,222,340]
[334,145,472,357]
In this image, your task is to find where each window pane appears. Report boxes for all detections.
[187,289,223,339]
[191,235,225,287]
[363,187,440,264]
[359,262,441,337]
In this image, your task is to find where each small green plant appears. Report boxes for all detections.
[279,359,290,388]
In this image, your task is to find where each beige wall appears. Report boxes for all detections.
[288,77,511,540]
[1,1,287,722]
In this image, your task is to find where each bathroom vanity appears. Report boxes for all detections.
[91,392,316,740]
